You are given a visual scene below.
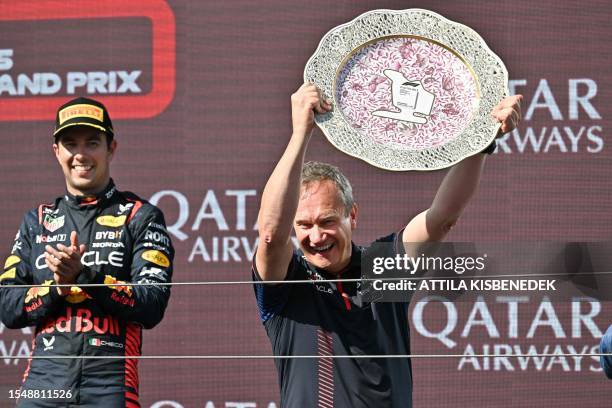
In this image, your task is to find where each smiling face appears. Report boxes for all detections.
[53,126,116,196]
[294,179,357,274]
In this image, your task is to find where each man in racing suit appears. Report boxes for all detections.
[0,97,174,407]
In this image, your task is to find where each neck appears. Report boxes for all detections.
[66,179,110,197]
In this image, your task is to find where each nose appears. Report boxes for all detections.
[70,143,88,159]
[73,149,85,158]
[309,226,326,244]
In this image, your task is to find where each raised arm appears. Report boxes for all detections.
[255,84,331,281]
[403,95,522,243]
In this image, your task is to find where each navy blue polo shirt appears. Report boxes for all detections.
[253,232,412,408]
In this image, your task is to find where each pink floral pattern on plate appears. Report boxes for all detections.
[336,37,478,151]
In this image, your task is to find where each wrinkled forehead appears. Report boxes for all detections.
[296,180,344,219]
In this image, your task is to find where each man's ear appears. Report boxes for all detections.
[52,142,60,162]
[349,203,358,230]
[108,139,118,159]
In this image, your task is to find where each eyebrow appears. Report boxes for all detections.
[295,212,340,224]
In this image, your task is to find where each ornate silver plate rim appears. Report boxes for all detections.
[304,8,509,171]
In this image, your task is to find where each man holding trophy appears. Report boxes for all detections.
[252,82,521,407]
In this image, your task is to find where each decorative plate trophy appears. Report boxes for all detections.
[304,9,509,171]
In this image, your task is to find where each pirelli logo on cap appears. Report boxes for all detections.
[58,104,104,125]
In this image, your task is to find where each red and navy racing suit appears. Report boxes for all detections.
[0,180,173,407]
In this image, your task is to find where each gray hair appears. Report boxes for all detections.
[301,161,354,215]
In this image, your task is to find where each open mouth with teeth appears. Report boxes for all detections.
[311,243,334,254]
[72,164,93,174]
